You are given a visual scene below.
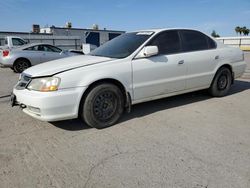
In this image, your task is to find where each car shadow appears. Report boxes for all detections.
[52,119,91,131]
[227,80,250,95]
[51,79,250,131]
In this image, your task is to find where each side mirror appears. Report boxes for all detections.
[60,50,67,54]
[135,46,159,59]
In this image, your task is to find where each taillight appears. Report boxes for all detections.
[3,50,9,57]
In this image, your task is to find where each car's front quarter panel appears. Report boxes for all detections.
[56,58,133,99]
[54,60,132,89]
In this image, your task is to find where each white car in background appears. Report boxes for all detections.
[12,28,246,129]
[0,43,80,73]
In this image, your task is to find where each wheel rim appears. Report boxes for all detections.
[16,61,29,72]
[92,90,118,121]
[217,73,228,90]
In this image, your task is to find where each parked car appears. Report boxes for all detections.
[12,28,246,129]
[0,43,80,73]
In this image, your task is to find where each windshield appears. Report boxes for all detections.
[89,32,154,58]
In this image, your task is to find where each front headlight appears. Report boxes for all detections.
[27,77,61,92]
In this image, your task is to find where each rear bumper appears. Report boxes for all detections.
[13,87,87,122]
[0,56,14,68]
[0,63,12,68]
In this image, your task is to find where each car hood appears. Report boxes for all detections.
[24,55,113,77]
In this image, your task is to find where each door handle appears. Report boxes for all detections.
[215,55,219,60]
[178,60,184,65]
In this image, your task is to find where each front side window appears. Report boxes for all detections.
[37,45,61,53]
[90,32,154,58]
[147,30,181,55]
[37,45,44,51]
[12,38,26,46]
[45,45,62,53]
[180,30,209,52]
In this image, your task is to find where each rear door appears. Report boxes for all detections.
[179,30,218,89]
[132,30,187,101]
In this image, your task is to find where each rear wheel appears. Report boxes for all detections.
[209,67,232,97]
[13,59,31,73]
[81,83,124,129]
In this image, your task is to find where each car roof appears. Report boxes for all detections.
[130,28,214,40]
[132,28,206,34]
[16,43,57,50]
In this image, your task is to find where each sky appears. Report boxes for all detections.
[0,0,249,36]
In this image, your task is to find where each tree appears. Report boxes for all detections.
[211,30,220,38]
[239,27,244,36]
[245,29,250,36]
[235,26,241,35]
[242,27,250,36]
[92,24,99,30]
[65,22,72,28]
[235,26,250,36]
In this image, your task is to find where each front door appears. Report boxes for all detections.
[132,30,187,101]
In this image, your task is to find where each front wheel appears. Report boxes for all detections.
[209,67,232,97]
[80,83,124,129]
[13,59,31,73]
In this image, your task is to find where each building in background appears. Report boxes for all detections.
[40,26,124,47]
[0,24,125,50]
[32,24,40,34]
[217,36,250,51]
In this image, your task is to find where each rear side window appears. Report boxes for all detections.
[24,45,39,51]
[46,45,62,53]
[207,37,216,49]
[38,45,62,53]
[147,30,181,55]
[180,30,215,52]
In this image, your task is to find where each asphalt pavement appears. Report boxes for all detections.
[0,53,250,188]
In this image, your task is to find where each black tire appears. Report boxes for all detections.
[209,67,232,97]
[81,83,124,129]
[13,59,31,73]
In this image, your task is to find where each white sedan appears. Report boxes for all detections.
[12,28,246,129]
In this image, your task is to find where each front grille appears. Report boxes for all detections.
[15,73,32,90]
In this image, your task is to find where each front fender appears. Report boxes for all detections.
[56,59,133,98]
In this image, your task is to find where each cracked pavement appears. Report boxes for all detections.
[0,53,250,188]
